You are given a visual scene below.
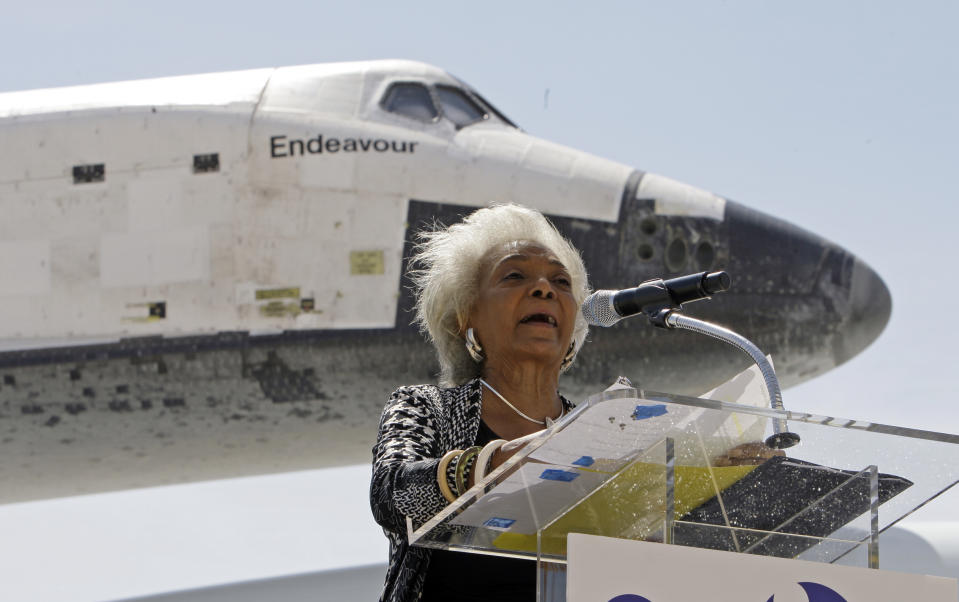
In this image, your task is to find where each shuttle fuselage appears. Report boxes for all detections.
[0,60,891,502]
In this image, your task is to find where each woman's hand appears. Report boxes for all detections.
[712,442,785,466]
[491,430,544,469]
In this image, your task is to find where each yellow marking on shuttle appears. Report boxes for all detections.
[255,287,300,300]
[350,250,384,275]
[259,301,300,317]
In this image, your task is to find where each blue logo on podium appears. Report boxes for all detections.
[608,596,652,602]
[767,582,848,602]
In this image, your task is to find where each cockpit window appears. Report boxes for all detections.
[380,80,520,130]
[381,82,438,122]
[435,85,487,128]
[470,91,519,129]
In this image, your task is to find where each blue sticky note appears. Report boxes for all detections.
[572,456,595,467]
[540,469,579,482]
[484,517,515,529]
[632,404,667,420]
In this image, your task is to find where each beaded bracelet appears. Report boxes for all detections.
[437,449,462,503]
[445,451,459,495]
[454,446,482,496]
[473,439,507,484]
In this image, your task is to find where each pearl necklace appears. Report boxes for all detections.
[480,378,564,427]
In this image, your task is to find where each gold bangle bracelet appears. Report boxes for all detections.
[454,446,482,496]
[437,449,462,503]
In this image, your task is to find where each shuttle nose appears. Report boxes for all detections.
[574,171,892,395]
[572,172,892,396]
[706,200,892,387]
[843,256,892,363]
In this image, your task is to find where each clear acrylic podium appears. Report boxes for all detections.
[409,387,959,601]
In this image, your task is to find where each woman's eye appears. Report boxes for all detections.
[503,272,523,280]
[554,276,571,286]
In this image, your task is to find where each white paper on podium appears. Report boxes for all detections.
[696,354,774,451]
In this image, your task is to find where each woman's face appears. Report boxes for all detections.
[467,241,577,371]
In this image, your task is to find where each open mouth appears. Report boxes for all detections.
[519,313,557,327]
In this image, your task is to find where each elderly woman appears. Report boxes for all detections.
[370,204,589,602]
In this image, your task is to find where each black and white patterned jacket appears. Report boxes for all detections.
[369,378,573,602]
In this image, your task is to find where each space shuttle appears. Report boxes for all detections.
[4,59,958,602]
[0,59,891,503]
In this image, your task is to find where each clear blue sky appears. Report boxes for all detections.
[0,1,956,599]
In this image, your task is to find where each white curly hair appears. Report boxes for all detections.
[409,204,590,386]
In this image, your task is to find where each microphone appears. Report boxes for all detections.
[582,271,730,327]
